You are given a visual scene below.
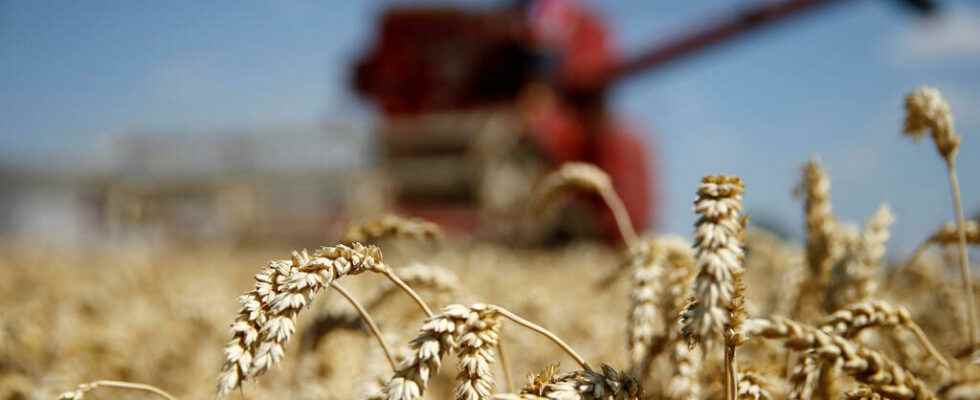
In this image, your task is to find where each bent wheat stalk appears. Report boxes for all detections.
[534,162,638,248]
[58,380,176,400]
[903,86,976,348]
[330,281,396,371]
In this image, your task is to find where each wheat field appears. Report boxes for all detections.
[1,87,979,400]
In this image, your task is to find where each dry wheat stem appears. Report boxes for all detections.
[491,305,589,370]
[742,317,936,400]
[383,267,436,318]
[947,157,977,348]
[497,340,515,393]
[535,162,638,249]
[330,281,396,371]
[367,263,459,312]
[58,380,176,400]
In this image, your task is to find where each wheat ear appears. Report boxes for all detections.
[792,159,844,319]
[626,240,664,377]
[903,86,976,348]
[343,214,443,244]
[828,204,895,310]
[847,387,885,400]
[533,162,638,248]
[58,380,176,400]
[218,243,431,396]
[741,317,936,400]
[789,300,947,400]
[667,339,702,400]
[330,281,396,371]
[679,175,746,400]
[455,306,502,400]
[737,370,773,400]
[384,304,587,400]
[494,364,641,400]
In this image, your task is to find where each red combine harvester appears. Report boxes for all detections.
[352,0,935,242]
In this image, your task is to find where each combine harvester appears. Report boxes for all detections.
[351,0,936,242]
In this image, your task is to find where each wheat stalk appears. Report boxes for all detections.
[533,162,638,248]
[494,364,641,400]
[330,281,396,370]
[679,174,746,400]
[367,262,460,311]
[58,380,176,400]
[903,86,976,348]
[741,317,936,400]
[344,214,443,244]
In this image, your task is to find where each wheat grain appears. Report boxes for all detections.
[343,214,443,244]
[741,317,936,400]
[384,304,471,400]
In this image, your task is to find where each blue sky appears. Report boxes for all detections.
[2,0,980,253]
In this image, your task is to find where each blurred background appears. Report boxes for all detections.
[2,0,979,254]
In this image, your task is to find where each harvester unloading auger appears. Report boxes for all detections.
[351,0,936,243]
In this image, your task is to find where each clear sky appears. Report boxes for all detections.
[2,0,979,254]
